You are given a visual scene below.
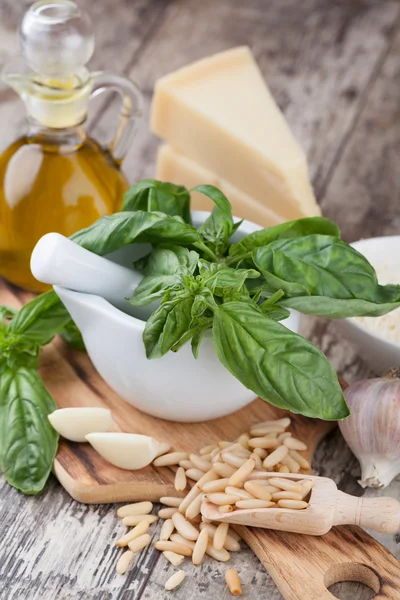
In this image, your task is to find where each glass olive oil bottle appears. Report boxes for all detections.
[0,0,142,290]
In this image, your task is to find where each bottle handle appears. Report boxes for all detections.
[89,71,143,164]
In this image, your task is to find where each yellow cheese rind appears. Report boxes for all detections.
[157,145,287,228]
[151,46,320,219]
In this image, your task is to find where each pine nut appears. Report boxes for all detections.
[301,479,314,499]
[255,417,291,429]
[235,499,275,509]
[237,433,250,448]
[163,551,185,567]
[159,507,178,519]
[218,441,233,449]
[202,478,230,493]
[122,514,157,526]
[127,533,151,553]
[210,447,220,459]
[200,444,216,455]
[272,491,303,501]
[179,459,195,469]
[277,432,292,442]
[263,445,288,469]
[117,501,153,518]
[268,478,302,493]
[186,468,206,482]
[280,454,300,473]
[172,512,199,540]
[252,447,268,459]
[155,540,192,556]
[160,518,175,541]
[213,522,229,550]
[174,467,187,492]
[289,449,311,470]
[199,523,240,551]
[156,442,171,457]
[225,486,254,500]
[228,443,251,457]
[221,452,248,468]
[251,481,280,494]
[225,568,243,596]
[189,453,213,471]
[219,504,234,513]
[284,437,308,451]
[244,481,272,501]
[277,500,309,510]
[205,493,238,505]
[250,425,285,436]
[196,469,220,489]
[116,550,134,574]
[160,497,182,507]
[278,465,290,473]
[206,543,231,562]
[192,528,208,565]
[250,452,263,469]
[179,486,201,515]
[248,437,279,449]
[228,458,255,487]
[153,452,189,467]
[170,533,196,549]
[116,519,150,547]
[185,493,203,520]
[213,462,236,478]
[165,569,185,591]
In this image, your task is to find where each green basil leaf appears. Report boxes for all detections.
[9,291,70,346]
[281,296,400,318]
[252,235,400,317]
[194,185,235,255]
[122,180,191,224]
[170,316,213,355]
[59,319,85,350]
[205,267,260,295]
[259,302,290,321]
[229,217,340,258]
[0,306,17,321]
[212,301,348,420]
[143,293,194,358]
[130,274,182,306]
[71,211,201,255]
[0,367,58,494]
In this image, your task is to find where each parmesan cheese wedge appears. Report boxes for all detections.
[151,46,320,221]
[156,145,284,227]
[85,432,162,470]
[48,407,113,442]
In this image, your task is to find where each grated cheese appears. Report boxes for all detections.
[353,262,400,344]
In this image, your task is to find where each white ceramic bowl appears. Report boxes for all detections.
[335,236,400,374]
[54,212,300,422]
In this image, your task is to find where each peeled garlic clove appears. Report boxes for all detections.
[86,432,161,470]
[339,374,400,488]
[48,407,113,442]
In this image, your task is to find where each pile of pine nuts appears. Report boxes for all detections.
[114,416,311,594]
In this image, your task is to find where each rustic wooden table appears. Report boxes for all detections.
[0,1,399,598]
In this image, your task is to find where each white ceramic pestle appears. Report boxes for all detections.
[30,232,151,319]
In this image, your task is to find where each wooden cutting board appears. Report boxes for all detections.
[2,280,399,600]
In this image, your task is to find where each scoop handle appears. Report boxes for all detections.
[334,490,400,534]
[30,232,142,314]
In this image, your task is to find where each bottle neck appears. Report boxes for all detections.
[26,117,87,153]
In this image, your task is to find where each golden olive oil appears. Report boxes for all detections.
[0,132,128,290]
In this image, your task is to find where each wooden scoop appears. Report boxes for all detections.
[201,472,400,536]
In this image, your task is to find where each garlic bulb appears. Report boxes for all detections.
[339,370,400,488]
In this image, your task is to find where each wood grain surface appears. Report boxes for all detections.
[0,0,399,599]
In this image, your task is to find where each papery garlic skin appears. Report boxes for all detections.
[48,407,113,442]
[86,433,162,470]
[339,377,400,488]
